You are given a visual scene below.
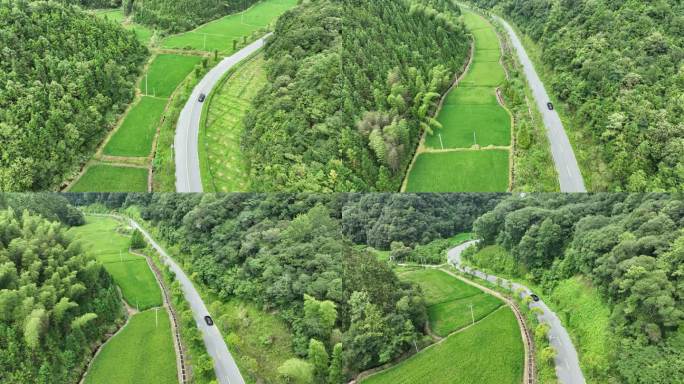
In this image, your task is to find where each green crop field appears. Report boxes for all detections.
[69,216,162,310]
[397,269,481,305]
[405,150,509,192]
[70,165,148,192]
[161,0,297,53]
[397,268,502,336]
[143,54,202,98]
[407,9,511,192]
[426,104,510,148]
[428,293,503,336]
[84,309,177,384]
[201,55,266,191]
[361,308,523,384]
[104,97,167,157]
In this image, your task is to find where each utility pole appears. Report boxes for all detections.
[469,304,475,325]
[155,307,158,328]
[145,75,148,95]
[203,34,206,51]
[473,131,477,146]
[439,133,444,150]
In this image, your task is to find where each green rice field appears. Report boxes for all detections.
[103,96,167,157]
[405,150,509,192]
[69,216,162,310]
[161,0,297,53]
[201,55,266,191]
[143,54,202,98]
[405,10,511,192]
[83,309,177,384]
[361,307,523,384]
[70,165,148,192]
[93,9,154,45]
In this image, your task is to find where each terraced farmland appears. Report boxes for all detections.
[362,268,522,384]
[405,10,512,192]
[70,165,149,192]
[201,55,267,192]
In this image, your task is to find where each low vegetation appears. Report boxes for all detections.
[68,216,162,310]
[103,96,168,157]
[361,307,523,384]
[70,165,148,192]
[83,309,176,384]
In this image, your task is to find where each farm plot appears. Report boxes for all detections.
[93,9,154,45]
[70,165,148,192]
[104,96,167,157]
[397,268,502,336]
[143,54,202,98]
[69,216,162,310]
[161,0,297,53]
[361,307,523,384]
[83,309,177,384]
[405,150,509,192]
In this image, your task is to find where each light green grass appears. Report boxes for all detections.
[362,307,523,384]
[84,309,177,384]
[406,150,509,192]
[104,96,167,157]
[398,269,482,305]
[161,0,297,53]
[69,216,162,310]
[445,86,499,105]
[201,55,266,192]
[428,293,503,336]
[461,60,506,87]
[427,104,511,148]
[144,54,202,98]
[397,268,502,336]
[70,165,148,192]
[551,277,613,382]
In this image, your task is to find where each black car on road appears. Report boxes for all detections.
[530,294,540,302]
[547,102,554,110]
[198,93,206,103]
[204,315,214,326]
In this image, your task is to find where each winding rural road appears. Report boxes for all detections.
[448,241,586,384]
[492,15,586,192]
[175,35,271,192]
[126,217,245,384]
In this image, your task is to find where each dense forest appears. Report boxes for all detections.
[0,203,123,383]
[471,0,684,191]
[471,193,684,382]
[65,192,500,381]
[242,0,470,191]
[0,0,147,191]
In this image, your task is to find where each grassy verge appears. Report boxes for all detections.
[463,245,614,382]
[83,309,177,384]
[361,307,523,384]
[200,53,265,192]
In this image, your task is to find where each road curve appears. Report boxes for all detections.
[126,217,245,384]
[175,35,271,192]
[448,241,586,384]
[491,16,586,192]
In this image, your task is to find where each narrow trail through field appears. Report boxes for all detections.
[449,241,586,384]
[404,9,512,192]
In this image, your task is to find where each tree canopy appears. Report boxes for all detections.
[0,0,147,191]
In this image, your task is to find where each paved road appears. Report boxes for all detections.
[175,35,271,192]
[127,217,245,384]
[448,240,586,384]
[493,16,586,192]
